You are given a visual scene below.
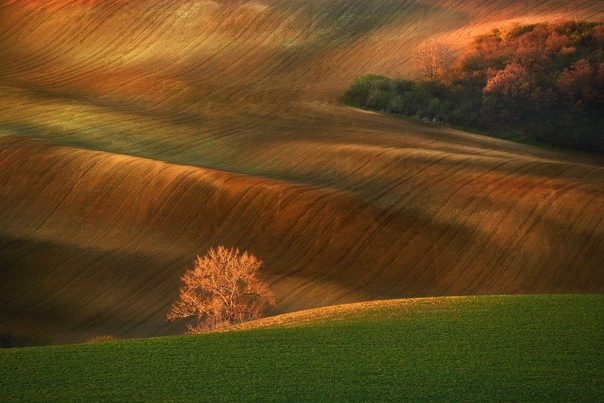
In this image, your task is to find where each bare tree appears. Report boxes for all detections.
[167,246,276,333]
[413,39,452,80]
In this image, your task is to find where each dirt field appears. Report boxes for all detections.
[1,0,603,342]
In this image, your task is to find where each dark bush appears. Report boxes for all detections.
[0,331,53,348]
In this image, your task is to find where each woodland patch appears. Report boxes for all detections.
[345,21,604,153]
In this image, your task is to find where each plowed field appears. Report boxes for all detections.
[1,0,603,342]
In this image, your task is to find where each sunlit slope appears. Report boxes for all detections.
[1,0,604,341]
[2,0,604,132]
[1,135,603,341]
[1,1,603,168]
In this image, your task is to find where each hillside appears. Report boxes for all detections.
[1,0,604,342]
[1,295,603,401]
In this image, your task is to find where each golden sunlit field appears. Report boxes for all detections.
[1,0,603,344]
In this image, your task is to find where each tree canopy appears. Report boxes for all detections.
[344,20,604,153]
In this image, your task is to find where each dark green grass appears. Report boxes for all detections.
[1,295,602,402]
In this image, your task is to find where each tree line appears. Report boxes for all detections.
[344,20,604,153]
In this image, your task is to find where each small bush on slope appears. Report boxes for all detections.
[86,335,119,343]
[0,331,52,348]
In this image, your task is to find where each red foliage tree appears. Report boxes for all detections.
[556,59,596,105]
[483,63,531,99]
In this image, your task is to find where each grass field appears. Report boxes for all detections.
[1,295,602,401]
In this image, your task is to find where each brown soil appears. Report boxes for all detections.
[1,0,603,343]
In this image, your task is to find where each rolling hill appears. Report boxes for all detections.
[1,0,603,343]
[1,295,603,401]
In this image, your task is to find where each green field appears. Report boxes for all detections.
[1,295,602,402]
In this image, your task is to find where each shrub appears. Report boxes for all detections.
[86,335,119,343]
[0,331,52,348]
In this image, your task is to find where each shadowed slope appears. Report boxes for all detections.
[1,134,602,342]
[1,0,604,341]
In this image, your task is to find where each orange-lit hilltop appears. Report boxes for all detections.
[1,0,603,343]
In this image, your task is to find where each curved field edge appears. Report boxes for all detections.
[1,294,602,401]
